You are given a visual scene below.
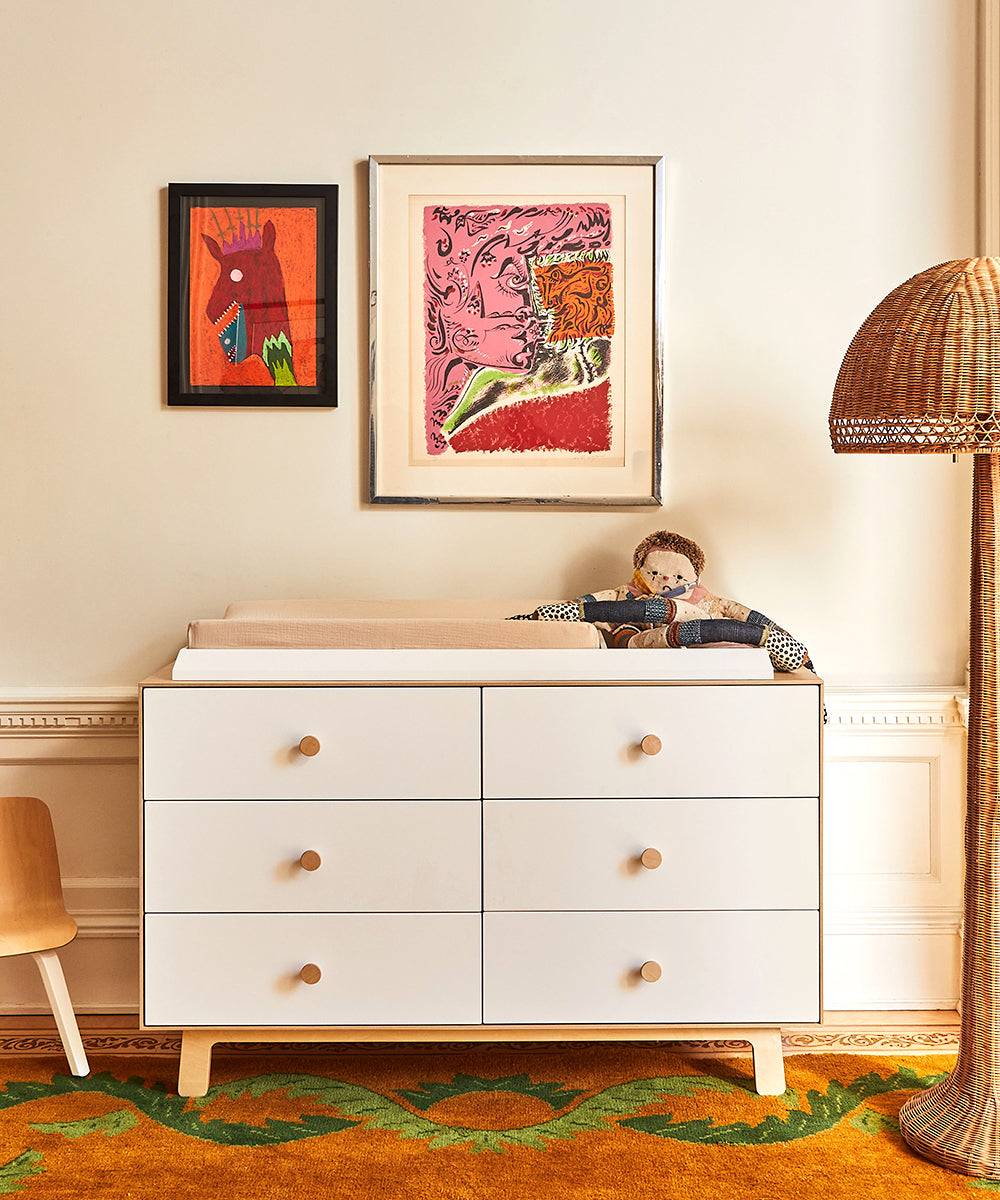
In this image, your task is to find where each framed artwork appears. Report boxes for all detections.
[167,183,337,407]
[368,155,664,505]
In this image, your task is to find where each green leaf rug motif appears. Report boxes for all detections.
[0,1066,950,1155]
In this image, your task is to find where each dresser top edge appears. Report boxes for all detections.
[141,662,823,689]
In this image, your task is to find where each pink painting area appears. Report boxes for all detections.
[423,203,614,455]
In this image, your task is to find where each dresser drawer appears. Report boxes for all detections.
[142,686,480,800]
[143,913,482,1026]
[144,800,482,913]
[482,684,819,798]
[483,910,819,1025]
[483,797,818,911]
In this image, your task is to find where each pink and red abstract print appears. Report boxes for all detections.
[423,202,615,455]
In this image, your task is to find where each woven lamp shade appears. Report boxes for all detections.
[830,257,1000,453]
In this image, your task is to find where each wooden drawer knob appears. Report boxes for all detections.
[640,847,662,870]
[639,734,662,756]
[298,850,322,872]
[298,736,321,757]
[639,960,662,983]
[299,963,322,985]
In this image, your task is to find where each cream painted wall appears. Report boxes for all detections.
[0,0,977,688]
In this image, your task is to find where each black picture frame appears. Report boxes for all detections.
[167,183,338,407]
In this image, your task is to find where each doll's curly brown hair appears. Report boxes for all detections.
[632,530,706,576]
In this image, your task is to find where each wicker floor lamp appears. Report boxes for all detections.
[830,256,1000,1177]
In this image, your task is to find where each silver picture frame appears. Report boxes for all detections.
[368,155,664,505]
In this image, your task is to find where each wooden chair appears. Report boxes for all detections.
[0,797,89,1075]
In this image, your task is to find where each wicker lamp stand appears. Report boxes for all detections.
[830,257,1000,1177]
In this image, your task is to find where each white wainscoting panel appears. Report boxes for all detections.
[0,690,139,1013]
[0,684,967,1015]
[823,686,965,1010]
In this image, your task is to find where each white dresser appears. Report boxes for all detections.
[140,652,822,1097]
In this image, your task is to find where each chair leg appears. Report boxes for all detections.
[31,950,89,1076]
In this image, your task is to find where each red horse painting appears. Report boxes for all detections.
[201,219,296,386]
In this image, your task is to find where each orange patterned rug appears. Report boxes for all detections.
[0,1046,989,1197]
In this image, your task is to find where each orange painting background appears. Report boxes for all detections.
[187,206,318,388]
[533,259,615,341]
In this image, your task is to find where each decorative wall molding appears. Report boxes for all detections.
[824,909,962,938]
[64,881,140,939]
[781,1028,960,1054]
[73,910,141,939]
[0,712,137,735]
[0,690,138,764]
[0,686,970,732]
[824,687,966,729]
[0,690,138,735]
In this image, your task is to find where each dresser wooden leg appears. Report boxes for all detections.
[748,1029,786,1095]
[177,1031,215,1097]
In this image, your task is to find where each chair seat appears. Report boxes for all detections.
[0,912,77,958]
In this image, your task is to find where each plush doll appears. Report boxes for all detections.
[514,530,815,674]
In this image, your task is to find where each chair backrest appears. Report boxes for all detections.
[0,796,70,923]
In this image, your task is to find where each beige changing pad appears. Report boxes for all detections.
[187,599,604,651]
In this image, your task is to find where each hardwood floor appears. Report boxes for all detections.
[0,1011,961,1058]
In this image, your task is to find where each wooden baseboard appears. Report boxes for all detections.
[0,1011,960,1059]
[782,1009,960,1054]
